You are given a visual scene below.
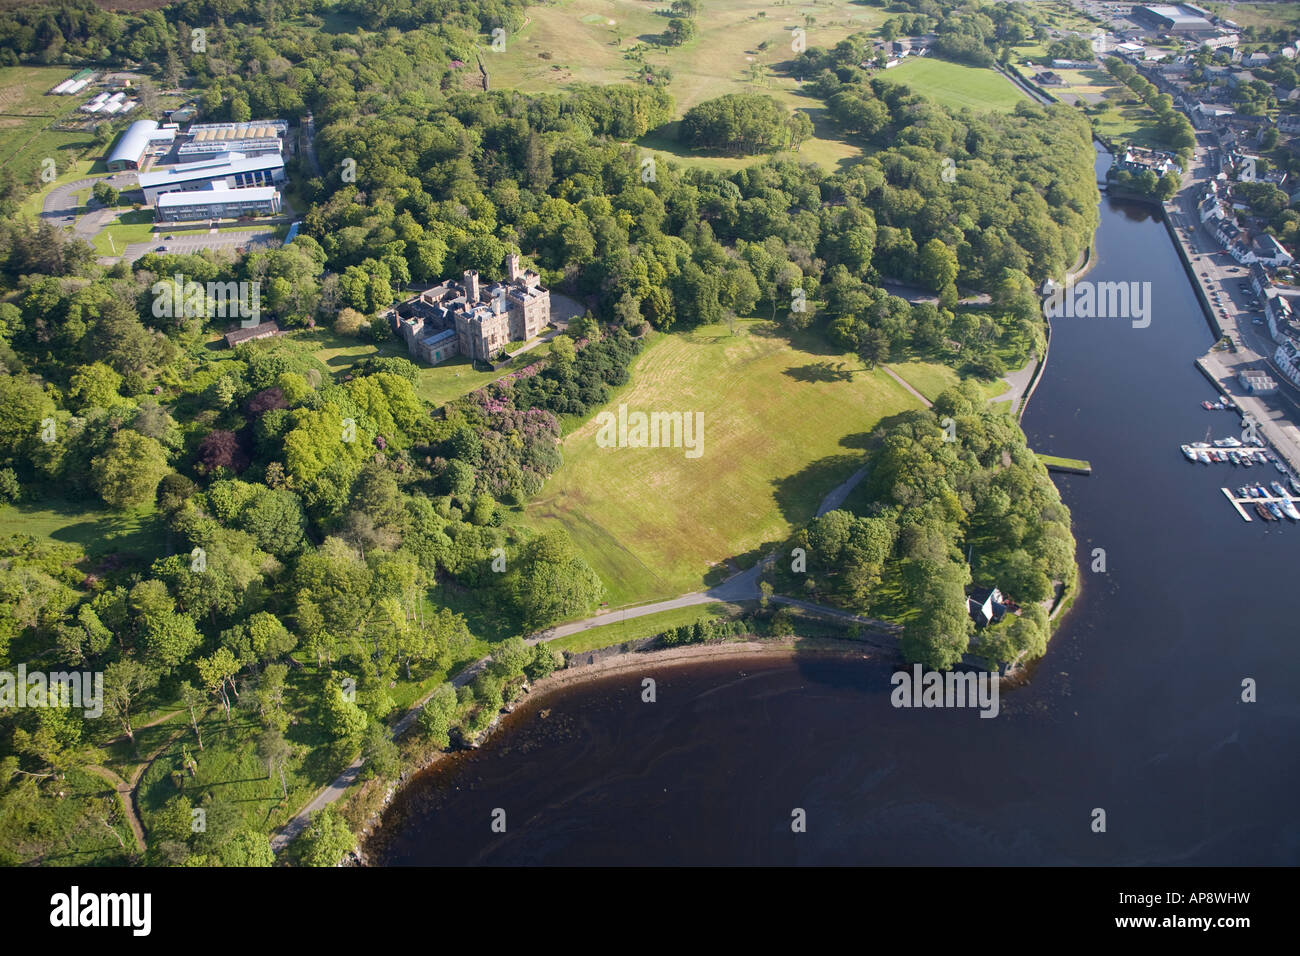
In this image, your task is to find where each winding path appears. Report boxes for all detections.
[84,764,146,854]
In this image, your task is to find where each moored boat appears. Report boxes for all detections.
[1271,481,1288,497]
[1268,502,1284,521]
[1282,499,1300,521]
[1255,502,1272,520]
[1181,444,1197,462]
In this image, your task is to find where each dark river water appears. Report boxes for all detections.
[368,151,1300,866]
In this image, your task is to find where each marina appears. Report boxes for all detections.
[1220,486,1300,523]
[1182,406,1300,522]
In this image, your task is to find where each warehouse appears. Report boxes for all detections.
[1130,4,1217,36]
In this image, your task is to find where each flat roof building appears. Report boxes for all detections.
[138,152,284,203]
[155,185,281,222]
[1131,4,1217,36]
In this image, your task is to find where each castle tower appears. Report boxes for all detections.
[464,269,480,302]
[506,253,521,283]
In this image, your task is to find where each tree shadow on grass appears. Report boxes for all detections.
[783,360,855,383]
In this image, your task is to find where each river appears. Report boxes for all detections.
[366,150,1300,866]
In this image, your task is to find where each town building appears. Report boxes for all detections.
[1239,368,1278,393]
[1118,145,1182,176]
[390,254,550,365]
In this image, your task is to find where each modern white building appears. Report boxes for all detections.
[137,152,285,203]
[155,186,282,222]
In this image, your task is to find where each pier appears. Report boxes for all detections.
[1220,487,1300,524]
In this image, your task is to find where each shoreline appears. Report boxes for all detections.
[355,636,886,862]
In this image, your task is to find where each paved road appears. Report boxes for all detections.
[40,173,136,238]
[301,113,322,178]
[1162,129,1300,478]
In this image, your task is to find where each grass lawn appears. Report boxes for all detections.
[550,600,746,654]
[888,358,1015,405]
[484,0,882,171]
[0,498,166,563]
[94,209,159,256]
[876,58,1025,113]
[290,325,547,407]
[520,319,924,606]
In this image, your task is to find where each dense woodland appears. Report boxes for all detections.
[782,382,1072,670]
[0,0,1093,865]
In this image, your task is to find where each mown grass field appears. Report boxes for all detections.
[484,0,885,171]
[521,319,924,606]
[0,66,101,188]
[888,358,1006,404]
[876,57,1025,113]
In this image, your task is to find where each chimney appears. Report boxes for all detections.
[464,269,480,302]
[506,253,520,283]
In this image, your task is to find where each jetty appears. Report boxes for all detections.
[1034,453,1092,475]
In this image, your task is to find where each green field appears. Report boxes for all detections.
[877,58,1025,113]
[483,0,885,170]
[0,66,101,189]
[521,319,923,606]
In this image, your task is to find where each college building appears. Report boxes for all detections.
[137,152,285,204]
[155,186,282,222]
[390,254,550,365]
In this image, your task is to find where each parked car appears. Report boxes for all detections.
[155,245,166,252]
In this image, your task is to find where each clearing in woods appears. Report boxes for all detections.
[483,0,889,171]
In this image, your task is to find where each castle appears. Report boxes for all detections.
[388,253,550,365]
